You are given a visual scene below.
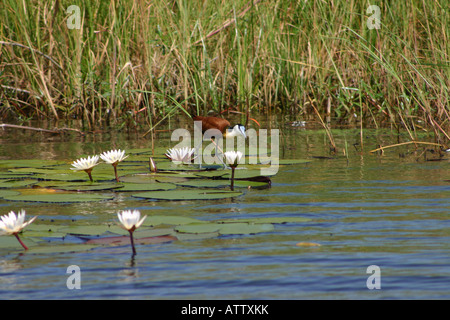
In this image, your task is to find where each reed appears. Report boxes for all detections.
[0,0,448,141]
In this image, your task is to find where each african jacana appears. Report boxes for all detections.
[192,115,247,168]
[192,115,246,139]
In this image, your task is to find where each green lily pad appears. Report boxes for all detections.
[26,244,98,254]
[175,222,275,235]
[58,224,127,236]
[173,179,269,188]
[0,235,36,249]
[0,189,20,198]
[2,193,115,203]
[53,183,124,192]
[85,234,177,246]
[132,189,242,200]
[115,182,176,192]
[174,223,222,234]
[0,159,65,168]
[119,174,189,184]
[143,215,207,226]
[154,161,203,172]
[0,179,38,188]
[218,222,274,235]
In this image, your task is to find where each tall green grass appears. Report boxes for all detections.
[0,0,448,140]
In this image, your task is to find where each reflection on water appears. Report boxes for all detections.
[0,121,449,299]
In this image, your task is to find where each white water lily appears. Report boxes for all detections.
[117,210,147,256]
[70,155,99,182]
[117,210,147,231]
[70,155,100,171]
[100,149,128,182]
[0,210,37,250]
[223,151,243,191]
[100,149,128,164]
[165,147,196,163]
[223,151,243,168]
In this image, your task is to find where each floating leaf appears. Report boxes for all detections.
[58,224,118,235]
[115,182,176,192]
[26,244,98,254]
[119,174,189,184]
[0,179,37,188]
[2,193,115,203]
[85,235,177,245]
[143,215,207,226]
[173,179,269,189]
[0,190,20,198]
[0,236,36,249]
[51,183,124,192]
[0,159,65,168]
[174,223,222,234]
[132,189,242,200]
[175,222,275,235]
[218,223,274,235]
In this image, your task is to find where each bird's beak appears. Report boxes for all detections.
[240,127,247,139]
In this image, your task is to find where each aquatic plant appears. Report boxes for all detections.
[223,151,243,191]
[70,155,100,182]
[0,210,37,250]
[117,210,147,255]
[100,149,129,182]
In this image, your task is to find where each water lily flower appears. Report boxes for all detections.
[165,147,196,164]
[223,151,243,168]
[117,210,147,255]
[0,210,37,250]
[70,155,100,182]
[100,149,128,182]
[223,151,243,191]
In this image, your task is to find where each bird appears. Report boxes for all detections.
[191,114,247,168]
[192,115,246,139]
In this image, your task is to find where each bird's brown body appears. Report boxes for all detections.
[192,115,231,134]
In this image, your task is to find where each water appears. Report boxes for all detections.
[0,123,449,300]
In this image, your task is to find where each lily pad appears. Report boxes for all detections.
[85,234,177,246]
[0,236,36,249]
[0,159,65,168]
[115,182,176,192]
[0,179,38,188]
[0,189,20,198]
[174,222,275,235]
[2,193,115,203]
[58,224,120,235]
[132,189,242,200]
[173,179,269,188]
[51,183,124,192]
[143,215,207,226]
[174,223,222,234]
[218,223,274,235]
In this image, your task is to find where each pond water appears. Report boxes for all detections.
[0,119,449,300]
